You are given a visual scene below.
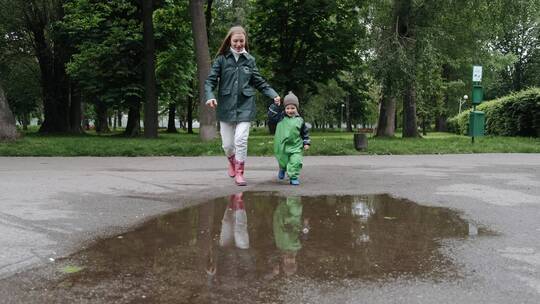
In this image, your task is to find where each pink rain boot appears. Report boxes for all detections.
[234,161,247,186]
[227,155,236,178]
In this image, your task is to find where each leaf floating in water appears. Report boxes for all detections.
[383,216,397,220]
[60,265,84,274]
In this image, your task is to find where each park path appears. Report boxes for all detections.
[1,155,539,303]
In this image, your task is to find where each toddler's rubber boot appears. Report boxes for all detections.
[227,155,236,177]
[234,161,247,186]
[290,178,300,186]
[278,168,286,180]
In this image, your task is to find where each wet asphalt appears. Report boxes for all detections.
[0,154,539,303]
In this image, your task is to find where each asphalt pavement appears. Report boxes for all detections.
[0,154,539,303]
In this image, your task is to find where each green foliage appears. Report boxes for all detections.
[303,80,346,127]
[447,88,540,137]
[0,1,45,126]
[0,54,41,126]
[154,0,196,114]
[487,0,540,96]
[62,0,144,106]
[249,0,366,94]
[2,0,539,138]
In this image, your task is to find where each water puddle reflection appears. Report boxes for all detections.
[52,192,487,303]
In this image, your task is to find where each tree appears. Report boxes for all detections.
[63,0,144,136]
[189,0,216,141]
[304,80,346,130]
[0,0,75,134]
[0,54,41,130]
[143,0,158,138]
[0,83,18,140]
[490,0,540,94]
[250,0,364,99]
[154,0,196,134]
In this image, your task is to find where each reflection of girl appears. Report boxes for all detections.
[267,197,309,278]
[206,193,255,294]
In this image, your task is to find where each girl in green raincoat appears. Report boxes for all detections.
[205,26,281,186]
[268,91,311,185]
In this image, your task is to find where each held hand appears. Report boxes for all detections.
[206,99,217,109]
[273,96,281,106]
[304,145,310,150]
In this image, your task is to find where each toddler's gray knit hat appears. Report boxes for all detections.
[283,91,299,109]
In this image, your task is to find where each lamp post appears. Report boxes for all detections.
[459,95,468,114]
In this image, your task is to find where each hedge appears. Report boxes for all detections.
[447,88,540,137]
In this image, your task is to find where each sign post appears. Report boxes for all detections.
[469,65,484,143]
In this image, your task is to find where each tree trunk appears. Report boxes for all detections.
[35,36,70,133]
[437,65,450,132]
[22,113,30,131]
[69,83,83,134]
[394,0,419,138]
[402,82,419,137]
[125,100,141,137]
[143,0,158,138]
[167,102,177,133]
[117,111,123,128]
[197,198,215,276]
[0,84,19,140]
[346,96,353,132]
[205,0,213,39]
[435,115,447,132]
[24,2,71,134]
[375,94,396,137]
[95,101,110,134]
[187,94,194,134]
[189,0,217,141]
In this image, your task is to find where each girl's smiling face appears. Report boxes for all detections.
[285,104,298,117]
[230,33,246,52]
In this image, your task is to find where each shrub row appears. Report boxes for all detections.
[447,88,540,137]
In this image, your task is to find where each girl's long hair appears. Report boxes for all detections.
[216,26,250,56]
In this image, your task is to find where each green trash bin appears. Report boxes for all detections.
[468,111,485,137]
[472,85,483,105]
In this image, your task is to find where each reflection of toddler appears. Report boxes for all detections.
[266,197,309,278]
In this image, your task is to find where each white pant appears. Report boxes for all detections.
[220,121,251,162]
[219,208,250,249]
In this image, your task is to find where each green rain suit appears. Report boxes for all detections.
[273,197,303,252]
[269,104,311,180]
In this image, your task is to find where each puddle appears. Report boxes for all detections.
[48,193,487,303]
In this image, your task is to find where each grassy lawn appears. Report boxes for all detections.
[1,128,539,156]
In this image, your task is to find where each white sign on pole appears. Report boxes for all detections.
[472,65,483,82]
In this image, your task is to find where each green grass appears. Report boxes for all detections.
[1,128,539,156]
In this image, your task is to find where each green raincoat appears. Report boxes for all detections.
[205,51,278,122]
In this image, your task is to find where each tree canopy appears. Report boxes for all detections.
[0,0,537,137]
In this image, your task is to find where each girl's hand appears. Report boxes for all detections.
[273,96,281,106]
[206,99,217,109]
[304,145,310,150]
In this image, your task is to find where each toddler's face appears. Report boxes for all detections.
[285,105,297,117]
[230,33,245,52]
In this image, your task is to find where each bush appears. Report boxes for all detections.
[447,88,540,137]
